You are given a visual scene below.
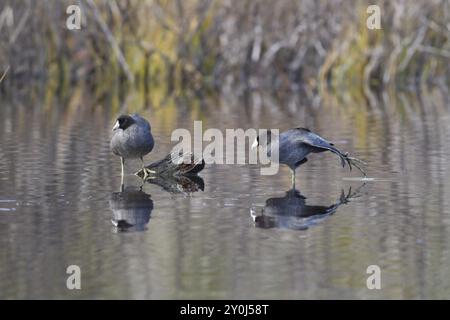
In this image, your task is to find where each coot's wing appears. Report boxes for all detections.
[131,113,151,131]
[292,128,350,169]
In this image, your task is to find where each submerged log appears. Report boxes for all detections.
[135,152,205,179]
[147,175,205,194]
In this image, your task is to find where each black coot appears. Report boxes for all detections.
[111,113,155,182]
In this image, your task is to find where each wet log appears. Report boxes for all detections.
[135,152,205,179]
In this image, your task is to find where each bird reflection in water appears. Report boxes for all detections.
[109,185,154,232]
[110,175,205,232]
[251,185,364,230]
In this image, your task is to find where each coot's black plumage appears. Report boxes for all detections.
[253,127,360,186]
[111,113,155,181]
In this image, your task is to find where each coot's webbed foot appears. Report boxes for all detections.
[137,157,156,180]
[142,167,156,180]
[136,166,156,180]
[342,153,367,177]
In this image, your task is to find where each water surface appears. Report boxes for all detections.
[1,89,449,299]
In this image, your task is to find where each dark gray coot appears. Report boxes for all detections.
[253,127,353,187]
[110,113,155,180]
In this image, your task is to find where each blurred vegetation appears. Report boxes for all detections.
[1,0,450,107]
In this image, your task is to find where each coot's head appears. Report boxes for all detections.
[112,115,136,131]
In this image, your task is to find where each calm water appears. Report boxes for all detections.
[1,88,450,299]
